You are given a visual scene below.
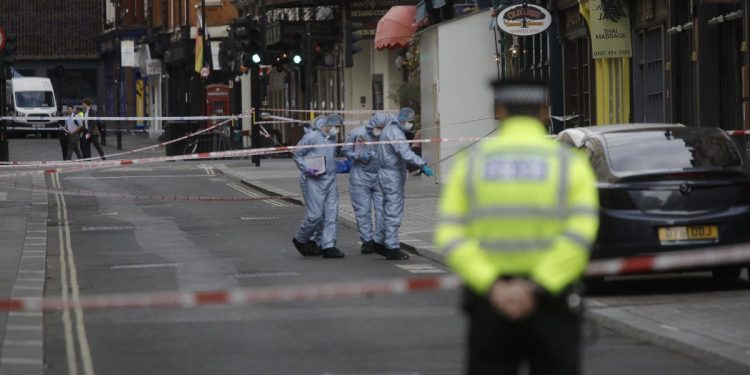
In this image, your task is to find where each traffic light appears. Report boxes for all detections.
[233,16,263,68]
[344,21,363,68]
[312,41,336,68]
[2,33,16,65]
[291,32,303,65]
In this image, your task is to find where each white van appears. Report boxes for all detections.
[5,77,59,134]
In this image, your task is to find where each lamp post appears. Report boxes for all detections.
[115,0,123,150]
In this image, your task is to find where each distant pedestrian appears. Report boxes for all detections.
[435,78,599,375]
[57,117,69,160]
[375,108,434,260]
[342,112,389,254]
[64,105,83,160]
[81,99,105,160]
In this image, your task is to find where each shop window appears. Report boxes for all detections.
[563,38,594,127]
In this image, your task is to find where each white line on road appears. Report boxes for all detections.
[227,183,289,208]
[233,272,301,279]
[54,176,79,375]
[55,172,96,375]
[92,212,119,217]
[396,264,446,274]
[3,340,43,347]
[0,192,6,201]
[6,325,42,331]
[110,263,180,270]
[81,225,135,232]
[0,357,44,365]
[240,216,281,221]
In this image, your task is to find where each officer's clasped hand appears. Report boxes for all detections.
[360,152,372,162]
[305,167,319,177]
[421,164,434,177]
[489,279,537,321]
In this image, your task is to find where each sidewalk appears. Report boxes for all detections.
[215,158,750,375]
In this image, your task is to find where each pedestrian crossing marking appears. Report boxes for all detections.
[396,264,446,274]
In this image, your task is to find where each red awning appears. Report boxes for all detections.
[375,6,417,51]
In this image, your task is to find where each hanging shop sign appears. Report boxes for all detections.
[589,1,632,59]
[495,4,552,36]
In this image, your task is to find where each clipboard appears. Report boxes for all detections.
[304,155,326,175]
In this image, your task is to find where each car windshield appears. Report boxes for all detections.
[15,91,55,108]
[602,128,743,173]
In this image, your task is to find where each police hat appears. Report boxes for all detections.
[490,78,548,106]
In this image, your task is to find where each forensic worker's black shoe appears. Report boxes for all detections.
[385,248,410,261]
[307,243,323,256]
[321,247,345,258]
[361,240,375,254]
[371,242,388,256]
[292,238,319,257]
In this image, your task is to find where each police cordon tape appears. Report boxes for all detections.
[0,136,485,177]
[0,242,749,312]
[0,116,239,167]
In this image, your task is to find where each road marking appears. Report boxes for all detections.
[0,357,44,365]
[233,272,301,279]
[60,173,96,375]
[6,325,42,331]
[65,174,210,180]
[396,264,446,274]
[53,175,79,375]
[240,216,281,221]
[227,183,289,208]
[3,340,43,347]
[13,286,43,291]
[660,324,681,332]
[0,192,6,201]
[92,212,119,217]
[198,164,216,176]
[8,312,42,317]
[81,225,135,232]
[110,263,180,270]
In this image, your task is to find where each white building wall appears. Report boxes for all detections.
[421,9,498,184]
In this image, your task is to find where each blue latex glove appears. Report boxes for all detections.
[305,167,320,177]
[336,159,352,174]
[360,152,372,162]
[421,164,434,177]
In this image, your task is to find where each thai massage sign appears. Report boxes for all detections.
[496,4,552,36]
[589,0,632,59]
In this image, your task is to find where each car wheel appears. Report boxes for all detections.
[711,267,741,282]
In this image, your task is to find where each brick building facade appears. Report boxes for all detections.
[0,0,102,109]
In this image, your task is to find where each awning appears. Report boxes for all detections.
[375,6,417,51]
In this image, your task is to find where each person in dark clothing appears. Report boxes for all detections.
[81,99,106,160]
[58,119,69,160]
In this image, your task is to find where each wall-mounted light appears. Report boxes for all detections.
[509,36,520,58]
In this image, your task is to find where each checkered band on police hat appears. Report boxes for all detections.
[491,79,548,106]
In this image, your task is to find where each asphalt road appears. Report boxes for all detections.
[1,139,737,374]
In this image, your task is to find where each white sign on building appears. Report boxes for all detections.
[121,40,136,67]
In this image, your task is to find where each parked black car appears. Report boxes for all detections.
[557,124,750,281]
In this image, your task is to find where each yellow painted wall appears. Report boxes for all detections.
[578,0,631,125]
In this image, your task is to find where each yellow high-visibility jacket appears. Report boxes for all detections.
[435,116,599,295]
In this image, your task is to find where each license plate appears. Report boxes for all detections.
[32,124,44,129]
[658,225,719,243]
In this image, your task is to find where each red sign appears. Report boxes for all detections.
[0,27,5,51]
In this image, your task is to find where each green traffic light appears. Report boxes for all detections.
[252,53,261,64]
[292,54,302,65]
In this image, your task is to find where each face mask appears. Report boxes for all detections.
[402,122,414,132]
[328,126,340,137]
[372,128,382,137]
